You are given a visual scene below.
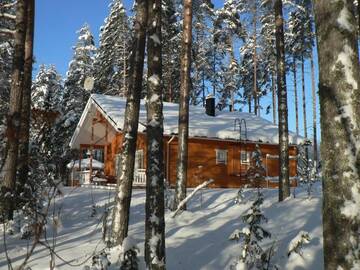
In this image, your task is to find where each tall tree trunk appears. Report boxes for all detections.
[212,46,216,96]
[145,0,166,268]
[293,57,299,136]
[253,1,258,116]
[272,70,277,124]
[202,72,205,107]
[274,0,290,202]
[1,0,28,220]
[314,0,360,269]
[111,0,148,246]
[229,42,235,112]
[248,95,252,113]
[301,55,308,138]
[18,0,34,191]
[175,0,192,209]
[310,49,318,170]
[358,0,360,36]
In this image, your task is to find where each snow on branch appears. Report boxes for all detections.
[0,28,15,36]
[283,0,306,11]
[0,1,17,9]
[287,231,311,257]
[171,179,214,218]
[0,13,16,20]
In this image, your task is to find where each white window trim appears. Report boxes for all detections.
[215,149,228,165]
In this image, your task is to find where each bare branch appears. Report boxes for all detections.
[171,179,214,218]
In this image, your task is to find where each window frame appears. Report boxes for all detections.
[240,150,251,164]
[215,149,228,165]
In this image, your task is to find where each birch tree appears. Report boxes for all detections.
[274,0,290,201]
[111,0,148,246]
[145,0,166,267]
[175,0,192,210]
[313,0,360,268]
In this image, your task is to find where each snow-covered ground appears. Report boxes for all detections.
[0,184,323,269]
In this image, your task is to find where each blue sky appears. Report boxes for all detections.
[34,0,321,141]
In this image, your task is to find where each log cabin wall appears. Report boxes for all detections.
[103,131,298,188]
[104,132,147,178]
[166,137,297,188]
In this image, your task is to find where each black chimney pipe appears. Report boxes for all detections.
[205,95,215,116]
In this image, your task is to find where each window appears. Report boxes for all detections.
[240,150,250,164]
[216,149,227,165]
[135,149,145,170]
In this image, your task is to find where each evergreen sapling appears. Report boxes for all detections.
[229,192,273,270]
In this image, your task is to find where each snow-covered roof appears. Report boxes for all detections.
[66,158,104,170]
[70,94,303,149]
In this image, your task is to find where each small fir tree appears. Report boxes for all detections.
[229,192,272,269]
[246,144,266,188]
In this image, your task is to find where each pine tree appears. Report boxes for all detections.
[299,0,313,140]
[214,0,244,110]
[56,24,96,178]
[286,10,302,136]
[94,0,131,96]
[259,0,277,122]
[62,24,96,150]
[175,0,193,211]
[18,0,35,188]
[111,0,148,246]
[274,0,290,201]
[314,0,360,268]
[1,0,28,220]
[30,65,63,175]
[162,0,181,103]
[31,65,63,113]
[145,0,166,267]
[0,0,15,168]
[191,0,214,106]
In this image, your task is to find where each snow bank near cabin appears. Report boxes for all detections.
[89,94,302,145]
[0,184,323,270]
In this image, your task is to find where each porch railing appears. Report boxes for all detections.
[134,168,146,186]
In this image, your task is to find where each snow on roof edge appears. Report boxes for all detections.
[69,97,93,148]
[87,94,304,146]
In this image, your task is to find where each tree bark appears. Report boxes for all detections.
[301,55,308,138]
[253,1,258,116]
[358,0,360,37]
[314,0,360,269]
[310,49,318,170]
[144,0,166,268]
[175,0,192,210]
[1,0,28,220]
[272,71,276,124]
[111,0,148,246]
[274,0,290,202]
[18,0,34,191]
[293,57,299,136]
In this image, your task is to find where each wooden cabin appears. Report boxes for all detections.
[69,94,302,188]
